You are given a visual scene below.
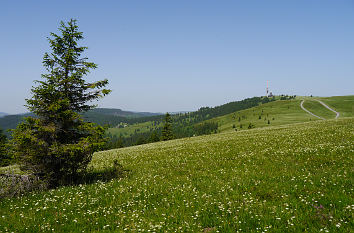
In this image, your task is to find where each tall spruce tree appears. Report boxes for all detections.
[161,112,173,141]
[11,19,111,186]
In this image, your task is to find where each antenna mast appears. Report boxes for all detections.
[266,80,269,96]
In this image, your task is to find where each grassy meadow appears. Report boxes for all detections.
[0,117,353,232]
[204,99,311,133]
[204,96,354,133]
[318,96,354,118]
[107,121,163,137]
[108,96,354,138]
[301,100,336,119]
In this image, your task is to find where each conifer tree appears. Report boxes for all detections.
[161,112,173,141]
[149,131,160,143]
[11,19,111,186]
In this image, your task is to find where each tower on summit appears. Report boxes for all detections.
[266,81,273,97]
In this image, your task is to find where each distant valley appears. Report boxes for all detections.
[0,108,161,135]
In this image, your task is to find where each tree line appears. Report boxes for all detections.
[104,96,274,148]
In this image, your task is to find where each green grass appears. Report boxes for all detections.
[207,99,317,133]
[318,96,354,118]
[205,96,353,133]
[302,100,336,119]
[106,95,353,138]
[107,99,310,137]
[1,118,353,232]
[107,121,162,137]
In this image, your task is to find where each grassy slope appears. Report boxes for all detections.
[105,97,274,138]
[106,95,353,137]
[302,100,336,119]
[107,121,162,137]
[207,99,315,133]
[206,96,353,133]
[106,98,295,137]
[1,118,353,232]
[318,95,354,118]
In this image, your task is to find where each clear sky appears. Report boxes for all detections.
[1,0,353,114]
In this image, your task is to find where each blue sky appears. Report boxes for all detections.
[1,0,353,114]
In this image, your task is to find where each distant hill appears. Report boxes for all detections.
[0,112,8,117]
[82,108,162,127]
[89,108,160,118]
[198,95,353,133]
[106,96,280,147]
[0,108,161,136]
[0,113,34,134]
[106,95,353,148]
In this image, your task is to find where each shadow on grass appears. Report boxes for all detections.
[0,160,131,199]
[79,159,131,185]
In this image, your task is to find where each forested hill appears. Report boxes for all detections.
[87,108,160,117]
[82,108,162,126]
[106,96,287,148]
[0,96,284,137]
[121,96,280,126]
[0,113,34,135]
[181,96,276,121]
[0,109,161,135]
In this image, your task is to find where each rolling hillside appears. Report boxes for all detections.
[1,118,353,232]
[105,95,352,148]
[318,95,354,118]
[202,95,354,133]
[106,96,280,146]
[205,99,312,133]
[301,99,336,119]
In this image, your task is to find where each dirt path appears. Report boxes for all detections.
[300,99,340,120]
[300,100,324,119]
[316,100,340,119]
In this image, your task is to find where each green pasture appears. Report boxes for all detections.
[302,100,336,119]
[206,96,353,133]
[107,121,162,137]
[208,99,315,133]
[1,118,353,232]
[318,95,354,118]
[106,96,353,139]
